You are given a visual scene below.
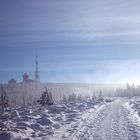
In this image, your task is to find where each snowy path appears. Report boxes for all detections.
[50,99,140,140]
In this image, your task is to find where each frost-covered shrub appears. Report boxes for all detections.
[37,88,54,106]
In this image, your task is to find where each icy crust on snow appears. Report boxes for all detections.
[0,99,111,140]
[123,99,140,126]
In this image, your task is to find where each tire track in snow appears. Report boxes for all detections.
[70,104,110,140]
[67,99,140,140]
[59,104,106,140]
[51,99,140,140]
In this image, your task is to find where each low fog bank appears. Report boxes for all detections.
[45,83,126,98]
[0,82,127,107]
[1,82,140,108]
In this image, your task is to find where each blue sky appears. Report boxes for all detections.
[1,0,140,84]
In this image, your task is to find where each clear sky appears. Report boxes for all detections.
[1,0,140,84]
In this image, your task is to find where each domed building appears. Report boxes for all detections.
[8,78,17,84]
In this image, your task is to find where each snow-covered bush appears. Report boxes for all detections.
[68,93,77,102]
[37,88,54,106]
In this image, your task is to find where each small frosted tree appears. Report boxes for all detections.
[68,93,77,102]
[22,94,26,106]
[62,94,67,103]
[84,94,90,101]
[77,94,82,102]
[37,88,54,106]
[98,90,103,101]
[92,92,97,102]
[0,86,9,113]
[48,92,53,105]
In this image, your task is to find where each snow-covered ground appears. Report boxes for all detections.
[1,98,140,140]
[0,99,105,140]
[124,98,140,138]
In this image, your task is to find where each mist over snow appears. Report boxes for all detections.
[1,0,140,139]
